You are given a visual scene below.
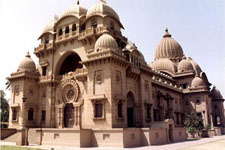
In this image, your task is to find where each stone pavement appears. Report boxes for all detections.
[0,135,225,150]
[181,139,225,150]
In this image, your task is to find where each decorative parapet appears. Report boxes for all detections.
[8,71,39,82]
[39,75,61,84]
[60,68,88,82]
[151,75,183,93]
[34,43,54,58]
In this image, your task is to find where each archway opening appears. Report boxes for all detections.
[64,103,74,128]
[59,53,82,75]
[127,92,135,127]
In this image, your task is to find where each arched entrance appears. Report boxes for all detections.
[127,92,135,127]
[58,53,83,75]
[64,104,74,128]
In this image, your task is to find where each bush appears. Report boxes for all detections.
[184,113,204,137]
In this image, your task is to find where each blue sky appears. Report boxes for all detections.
[0,0,224,106]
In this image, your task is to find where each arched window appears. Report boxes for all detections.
[28,108,34,121]
[58,28,63,36]
[12,109,18,121]
[41,110,46,122]
[45,36,49,44]
[95,102,103,118]
[117,100,123,118]
[59,53,83,75]
[72,24,77,31]
[65,26,70,34]
[80,24,86,32]
[110,21,115,30]
[146,104,151,121]
[91,19,97,28]
[42,66,47,76]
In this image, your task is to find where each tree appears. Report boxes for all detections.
[0,90,9,123]
[5,78,10,90]
[184,112,204,138]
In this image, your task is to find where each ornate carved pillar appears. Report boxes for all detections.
[73,104,81,129]
[57,105,64,129]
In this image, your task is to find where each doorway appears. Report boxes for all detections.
[169,125,173,142]
[127,92,135,127]
[64,104,74,128]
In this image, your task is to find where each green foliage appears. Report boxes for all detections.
[205,124,211,130]
[0,145,46,150]
[184,113,204,137]
[0,90,9,123]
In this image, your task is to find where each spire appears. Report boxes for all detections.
[26,52,31,58]
[77,0,80,5]
[163,27,171,38]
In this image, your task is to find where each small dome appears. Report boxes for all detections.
[191,76,205,88]
[211,86,223,99]
[177,57,194,73]
[155,28,184,61]
[86,0,120,21]
[61,3,87,18]
[94,33,118,52]
[188,57,202,76]
[151,58,177,74]
[125,42,137,51]
[18,52,36,72]
[42,20,55,34]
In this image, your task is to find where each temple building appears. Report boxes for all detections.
[6,0,225,147]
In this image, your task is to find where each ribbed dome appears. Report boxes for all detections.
[61,3,87,18]
[191,77,205,88]
[211,86,223,99]
[188,57,202,76]
[18,52,36,72]
[94,33,118,52]
[177,57,194,73]
[151,58,177,74]
[155,28,184,61]
[86,0,120,21]
[42,20,55,34]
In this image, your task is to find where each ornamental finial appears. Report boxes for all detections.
[77,0,80,5]
[26,52,31,58]
[163,27,171,38]
[165,27,168,33]
[100,0,106,3]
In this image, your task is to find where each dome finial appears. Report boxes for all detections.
[77,0,80,5]
[26,51,31,58]
[163,27,171,38]
[165,27,168,32]
[100,0,106,3]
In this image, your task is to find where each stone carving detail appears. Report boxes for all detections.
[61,79,79,103]
[15,85,19,96]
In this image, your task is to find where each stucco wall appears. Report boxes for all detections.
[173,127,187,142]
[149,128,168,145]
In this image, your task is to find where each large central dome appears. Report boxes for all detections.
[61,2,87,18]
[155,29,184,61]
[86,0,120,21]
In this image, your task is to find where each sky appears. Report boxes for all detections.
[0,0,224,106]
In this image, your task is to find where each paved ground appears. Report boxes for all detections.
[1,135,225,150]
[180,139,225,150]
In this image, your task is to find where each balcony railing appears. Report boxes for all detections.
[35,43,45,52]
